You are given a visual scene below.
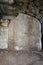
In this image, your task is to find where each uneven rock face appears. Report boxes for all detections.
[33,61,43,65]
[0,13,41,51]
[16,0,28,2]
[0,16,15,50]
[0,0,14,4]
[8,20,14,50]
[0,51,40,65]
[0,19,11,49]
[13,13,41,51]
[0,26,8,49]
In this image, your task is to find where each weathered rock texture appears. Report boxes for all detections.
[8,20,14,50]
[0,13,41,51]
[13,13,41,51]
[0,0,14,4]
[0,51,41,65]
[0,26,8,49]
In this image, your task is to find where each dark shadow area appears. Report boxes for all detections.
[42,34,43,49]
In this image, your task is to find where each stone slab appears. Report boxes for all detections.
[13,13,41,51]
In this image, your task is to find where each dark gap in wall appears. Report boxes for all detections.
[42,34,43,49]
[41,23,43,49]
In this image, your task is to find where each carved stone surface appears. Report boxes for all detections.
[13,13,41,51]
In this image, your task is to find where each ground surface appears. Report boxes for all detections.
[0,50,43,65]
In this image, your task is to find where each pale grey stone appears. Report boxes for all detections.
[0,26,8,49]
[13,13,41,51]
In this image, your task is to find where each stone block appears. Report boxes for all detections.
[13,13,41,51]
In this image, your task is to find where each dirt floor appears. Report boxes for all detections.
[0,50,43,65]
